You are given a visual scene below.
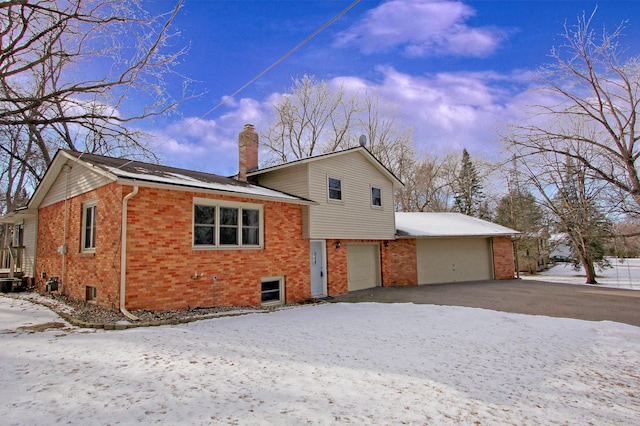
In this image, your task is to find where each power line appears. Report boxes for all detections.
[116,0,361,170]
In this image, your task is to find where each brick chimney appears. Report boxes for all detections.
[238,124,258,181]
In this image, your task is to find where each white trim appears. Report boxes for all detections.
[327,175,343,203]
[261,276,285,306]
[370,185,382,209]
[81,200,97,253]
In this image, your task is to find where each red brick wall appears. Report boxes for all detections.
[387,239,418,286]
[37,183,124,309]
[492,236,516,279]
[325,239,390,296]
[37,184,310,311]
[123,186,310,310]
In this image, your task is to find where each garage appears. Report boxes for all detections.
[347,243,380,291]
[395,212,519,285]
[416,237,492,284]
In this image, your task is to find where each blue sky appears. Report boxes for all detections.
[140,0,640,175]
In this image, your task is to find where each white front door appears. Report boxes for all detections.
[310,240,326,297]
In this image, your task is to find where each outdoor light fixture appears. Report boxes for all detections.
[335,241,341,249]
[384,241,389,248]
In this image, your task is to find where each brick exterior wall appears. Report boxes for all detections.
[36,184,310,311]
[492,237,516,279]
[387,239,418,286]
[36,183,124,309]
[324,239,390,296]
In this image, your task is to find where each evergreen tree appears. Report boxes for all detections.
[453,149,485,217]
[496,190,546,273]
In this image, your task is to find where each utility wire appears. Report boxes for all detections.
[115,0,361,170]
[200,0,360,120]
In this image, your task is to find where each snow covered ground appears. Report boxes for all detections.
[1,296,639,425]
[523,257,640,290]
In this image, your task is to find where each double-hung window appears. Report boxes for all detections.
[328,177,342,201]
[82,201,97,252]
[193,199,263,249]
[371,187,382,207]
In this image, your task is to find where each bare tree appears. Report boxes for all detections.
[262,75,359,164]
[262,75,416,178]
[504,10,640,213]
[0,0,190,213]
[395,152,458,212]
[516,148,612,284]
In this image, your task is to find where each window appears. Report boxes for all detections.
[82,201,97,252]
[261,276,284,306]
[371,187,382,207]
[86,286,96,302]
[328,177,342,201]
[193,199,263,249]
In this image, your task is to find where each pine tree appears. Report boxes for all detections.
[453,149,485,217]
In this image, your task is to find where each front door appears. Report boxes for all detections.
[310,240,326,297]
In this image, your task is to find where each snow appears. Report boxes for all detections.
[1,296,639,425]
[523,257,640,290]
[395,212,519,237]
[101,165,307,202]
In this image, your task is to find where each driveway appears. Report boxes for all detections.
[330,279,640,327]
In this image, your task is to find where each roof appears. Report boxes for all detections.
[27,150,314,209]
[247,146,404,188]
[395,212,520,238]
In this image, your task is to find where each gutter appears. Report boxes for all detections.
[120,185,139,321]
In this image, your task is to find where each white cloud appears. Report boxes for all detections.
[151,98,268,176]
[333,66,536,158]
[335,0,504,57]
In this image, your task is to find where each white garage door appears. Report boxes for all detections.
[417,238,493,284]
[347,244,381,291]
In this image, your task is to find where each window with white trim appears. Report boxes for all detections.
[328,177,342,201]
[371,186,382,207]
[82,201,97,252]
[193,199,263,249]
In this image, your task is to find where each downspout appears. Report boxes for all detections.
[60,164,71,293]
[120,185,139,321]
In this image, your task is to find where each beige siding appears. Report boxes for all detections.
[257,164,310,237]
[256,163,310,199]
[41,161,111,208]
[22,216,37,278]
[307,151,396,239]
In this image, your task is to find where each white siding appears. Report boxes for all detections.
[41,161,111,207]
[22,216,37,278]
[307,151,396,240]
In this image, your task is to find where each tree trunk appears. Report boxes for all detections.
[583,258,598,284]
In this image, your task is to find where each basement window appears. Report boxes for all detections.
[86,286,96,302]
[261,276,284,306]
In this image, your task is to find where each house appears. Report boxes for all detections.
[387,212,519,285]
[246,141,403,297]
[1,124,518,314]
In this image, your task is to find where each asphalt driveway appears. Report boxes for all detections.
[330,279,640,327]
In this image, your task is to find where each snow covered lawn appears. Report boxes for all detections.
[1,296,639,425]
[524,257,640,290]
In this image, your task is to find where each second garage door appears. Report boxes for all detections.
[347,243,381,291]
[417,238,493,284]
